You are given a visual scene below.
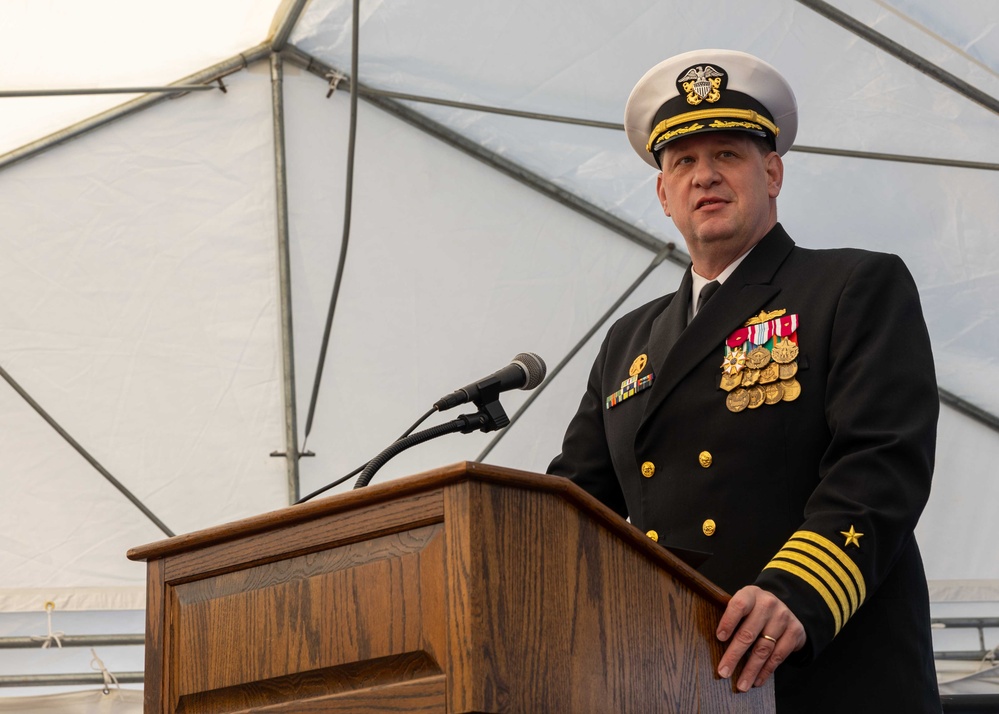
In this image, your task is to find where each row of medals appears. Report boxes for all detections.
[722,336,801,413]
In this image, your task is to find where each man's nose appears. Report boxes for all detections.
[692,159,721,187]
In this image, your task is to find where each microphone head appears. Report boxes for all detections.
[511,352,546,390]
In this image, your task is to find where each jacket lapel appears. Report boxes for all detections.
[637,225,796,435]
[647,267,693,378]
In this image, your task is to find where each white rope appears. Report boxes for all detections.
[981,643,998,668]
[30,601,65,649]
[90,648,121,695]
[325,70,347,98]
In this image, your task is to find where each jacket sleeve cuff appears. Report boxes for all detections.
[754,529,868,661]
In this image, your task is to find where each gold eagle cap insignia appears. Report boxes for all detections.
[678,65,724,105]
[744,308,787,326]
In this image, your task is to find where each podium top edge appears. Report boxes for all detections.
[126,461,728,608]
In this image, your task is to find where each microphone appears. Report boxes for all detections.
[433,352,546,411]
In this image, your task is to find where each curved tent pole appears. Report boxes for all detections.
[300,0,362,449]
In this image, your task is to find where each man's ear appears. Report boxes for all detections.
[656,172,671,216]
[765,152,784,199]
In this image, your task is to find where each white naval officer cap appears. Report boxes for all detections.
[624,49,798,168]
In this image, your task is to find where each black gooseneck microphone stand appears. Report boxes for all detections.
[352,396,509,489]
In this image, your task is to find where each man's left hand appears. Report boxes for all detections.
[716,585,807,691]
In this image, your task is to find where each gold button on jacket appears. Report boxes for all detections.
[641,461,655,478]
[698,451,712,468]
[646,529,659,542]
[702,519,717,536]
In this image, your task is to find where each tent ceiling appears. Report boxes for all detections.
[0,0,279,156]
[1,0,997,607]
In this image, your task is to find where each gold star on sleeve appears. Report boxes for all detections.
[840,526,863,548]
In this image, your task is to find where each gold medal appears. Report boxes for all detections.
[746,345,771,369]
[721,347,746,375]
[741,368,761,387]
[759,362,780,384]
[764,382,784,405]
[747,385,765,409]
[772,337,799,364]
[720,371,742,392]
[726,388,750,412]
[629,353,648,377]
[781,378,801,401]
[778,361,798,380]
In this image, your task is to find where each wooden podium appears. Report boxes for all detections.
[128,462,774,713]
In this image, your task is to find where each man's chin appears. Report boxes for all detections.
[690,220,739,245]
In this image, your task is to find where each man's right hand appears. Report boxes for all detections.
[716,585,807,692]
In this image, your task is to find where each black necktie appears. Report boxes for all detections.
[697,280,721,313]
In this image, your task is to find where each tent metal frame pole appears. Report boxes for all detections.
[281,47,684,261]
[0,672,144,687]
[351,87,999,173]
[270,0,312,52]
[795,0,999,117]
[0,635,144,649]
[0,363,175,538]
[360,87,624,130]
[0,42,271,173]
[477,245,682,461]
[270,52,302,503]
[790,145,999,172]
[940,388,999,433]
[0,86,217,98]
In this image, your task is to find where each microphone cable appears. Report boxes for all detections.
[294,406,436,504]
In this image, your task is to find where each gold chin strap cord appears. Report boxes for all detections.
[647,108,780,152]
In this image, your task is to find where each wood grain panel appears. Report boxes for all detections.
[174,653,444,714]
[143,557,166,714]
[238,675,445,713]
[444,479,772,713]
[164,490,444,583]
[167,524,446,708]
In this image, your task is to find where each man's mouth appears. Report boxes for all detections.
[696,198,727,210]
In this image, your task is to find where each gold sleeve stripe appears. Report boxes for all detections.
[783,541,860,613]
[790,530,867,603]
[764,560,844,634]
[646,108,780,151]
[772,549,850,623]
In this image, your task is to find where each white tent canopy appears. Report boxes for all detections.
[1,0,998,702]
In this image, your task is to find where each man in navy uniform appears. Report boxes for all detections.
[549,49,941,711]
